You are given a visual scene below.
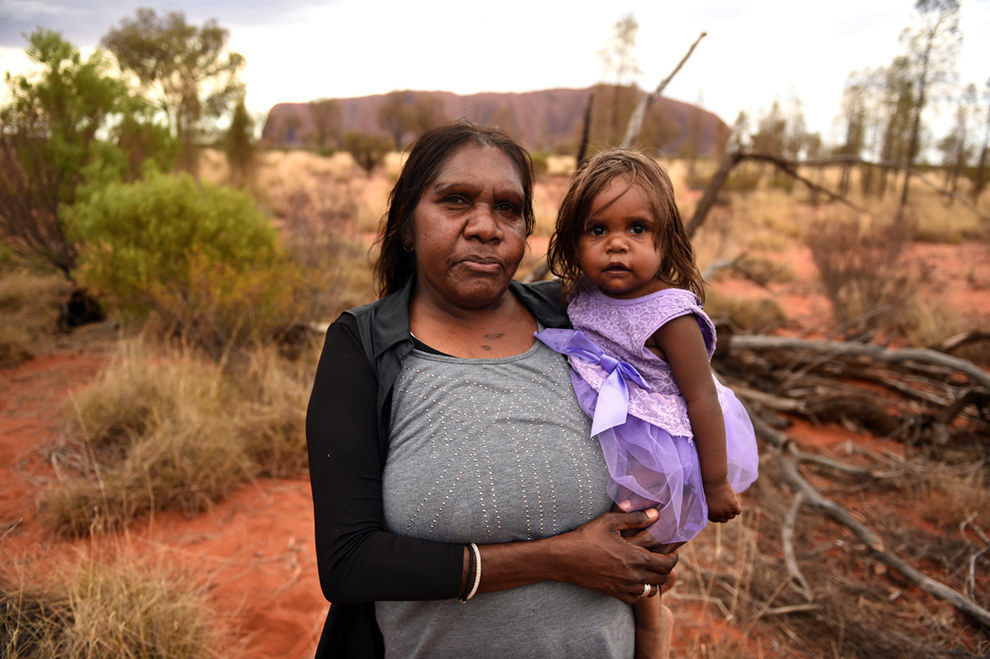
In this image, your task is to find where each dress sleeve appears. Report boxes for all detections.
[305,315,464,603]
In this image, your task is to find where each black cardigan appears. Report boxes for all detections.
[305,279,568,657]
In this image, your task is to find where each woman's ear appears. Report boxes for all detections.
[401,219,416,252]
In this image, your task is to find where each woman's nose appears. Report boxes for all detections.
[464,206,501,241]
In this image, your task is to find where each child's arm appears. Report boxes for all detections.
[653,315,741,523]
[633,593,672,659]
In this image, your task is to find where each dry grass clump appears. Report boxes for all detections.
[914,463,990,531]
[0,268,72,368]
[705,291,786,334]
[39,339,313,537]
[229,343,315,477]
[1,555,220,658]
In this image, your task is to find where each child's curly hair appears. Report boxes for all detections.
[547,148,705,302]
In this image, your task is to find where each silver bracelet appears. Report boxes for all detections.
[464,542,481,601]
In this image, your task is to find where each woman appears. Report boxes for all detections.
[306,121,677,658]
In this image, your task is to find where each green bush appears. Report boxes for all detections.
[70,172,305,355]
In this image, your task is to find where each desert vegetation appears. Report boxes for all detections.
[3,144,988,657]
[2,2,989,656]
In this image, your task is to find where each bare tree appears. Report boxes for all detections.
[972,77,990,202]
[597,14,642,143]
[897,0,962,213]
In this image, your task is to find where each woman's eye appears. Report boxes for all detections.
[495,201,520,214]
[443,194,467,204]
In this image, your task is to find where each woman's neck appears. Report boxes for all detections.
[409,289,537,359]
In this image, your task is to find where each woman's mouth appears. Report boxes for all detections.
[459,256,503,273]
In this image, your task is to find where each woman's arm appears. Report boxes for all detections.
[654,315,740,522]
[308,316,678,604]
[306,317,463,603]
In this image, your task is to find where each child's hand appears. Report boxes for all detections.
[704,479,741,523]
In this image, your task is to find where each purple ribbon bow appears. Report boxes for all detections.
[535,328,651,436]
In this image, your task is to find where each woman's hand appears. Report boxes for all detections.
[704,479,741,523]
[556,508,678,604]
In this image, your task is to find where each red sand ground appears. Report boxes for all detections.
[1,240,987,657]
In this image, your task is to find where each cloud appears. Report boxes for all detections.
[0,0,326,47]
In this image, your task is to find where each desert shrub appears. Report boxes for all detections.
[40,339,310,536]
[767,173,796,194]
[342,131,392,175]
[705,291,786,333]
[272,179,377,319]
[731,256,796,286]
[0,268,72,367]
[69,171,306,357]
[805,213,917,336]
[530,151,550,177]
[722,165,761,193]
[1,558,218,658]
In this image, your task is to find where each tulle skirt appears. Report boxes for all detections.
[572,372,760,544]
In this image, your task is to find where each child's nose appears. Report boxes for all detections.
[605,236,627,252]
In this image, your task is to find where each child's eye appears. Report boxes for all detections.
[630,224,649,234]
[588,225,606,236]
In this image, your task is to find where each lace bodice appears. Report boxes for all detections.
[566,286,718,437]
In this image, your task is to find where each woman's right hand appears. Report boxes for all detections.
[558,508,678,604]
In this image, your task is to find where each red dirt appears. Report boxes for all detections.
[1,239,987,657]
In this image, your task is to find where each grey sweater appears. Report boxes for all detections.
[376,341,634,658]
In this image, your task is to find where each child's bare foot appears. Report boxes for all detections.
[635,603,673,659]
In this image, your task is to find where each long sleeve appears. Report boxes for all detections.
[305,315,463,604]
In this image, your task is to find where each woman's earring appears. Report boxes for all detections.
[402,242,415,253]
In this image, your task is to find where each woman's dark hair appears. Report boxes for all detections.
[374,121,535,297]
[547,148,705,302]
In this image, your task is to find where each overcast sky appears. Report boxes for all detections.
[2,0,988,143]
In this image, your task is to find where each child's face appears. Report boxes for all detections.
[577,175,665,299]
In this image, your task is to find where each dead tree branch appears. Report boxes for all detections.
[687,151,990,238]
[728,335,990,390]
[750,414,990,629]
[620,32,707,149]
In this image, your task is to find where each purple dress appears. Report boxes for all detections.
[536,286,759,544]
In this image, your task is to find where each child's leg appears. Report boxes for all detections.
[633,591,673,659]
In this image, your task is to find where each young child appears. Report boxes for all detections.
[536,148,759,658]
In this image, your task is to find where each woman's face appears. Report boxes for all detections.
[409,142,528,311]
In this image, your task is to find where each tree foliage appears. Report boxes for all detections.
[225,95,255,187]
[377,91,445,150]
[342,131,392,175]
[102,8,245,173]
[309,98,342,151]
[0,29,132,278]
